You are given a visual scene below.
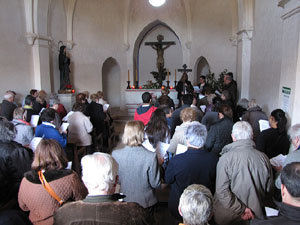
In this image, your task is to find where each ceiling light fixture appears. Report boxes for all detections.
[149,0,166,7]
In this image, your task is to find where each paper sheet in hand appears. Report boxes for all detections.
[30,115,40,127]
[265,207,279,217]
[193,86,200,93]
[200,105,206,112]
[176,144,188,155]
[66,161,72,170]
[270,154,287,167]
[199,94,205,99]
[62,111,74,121]
[259,120,270,132]
[60,122,69,133]
[29,137,43,152]
[156,142,169,159]
[215,90,221,96]
[103,104,109,111]
[142,139,156,152]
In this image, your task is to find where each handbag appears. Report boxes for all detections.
[38,171,65,206]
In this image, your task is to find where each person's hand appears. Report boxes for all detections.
[158,157,164,165]
[241,208,254,220]
[273,165,283,172]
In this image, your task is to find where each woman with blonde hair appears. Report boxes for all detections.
[112,120,161,210]
[18,139,87,225]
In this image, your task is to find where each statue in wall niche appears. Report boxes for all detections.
[59,45,71,90]
[145,34,176,86]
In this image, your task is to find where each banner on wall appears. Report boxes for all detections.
[281,86,291,113]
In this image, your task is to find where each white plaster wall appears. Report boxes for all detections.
[249,0,283,115]
[189,0,237,85]
[139,25,183,86]
[71,0,127,97]
[49,0,67,92]
[0,0,34,104]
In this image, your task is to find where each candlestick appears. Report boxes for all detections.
[135,81,139,88]
[128,69,130,81]
[175,69,176,81]
[127,81,131,89]
[166,80,170,89]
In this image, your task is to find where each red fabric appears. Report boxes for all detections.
[134,106,157,126]
[56,104,67,119]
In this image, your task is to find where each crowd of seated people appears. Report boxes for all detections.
[0,73,299,225]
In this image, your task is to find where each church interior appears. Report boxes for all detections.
[1,0,300,224]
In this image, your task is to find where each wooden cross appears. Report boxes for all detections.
[177,64,192,74]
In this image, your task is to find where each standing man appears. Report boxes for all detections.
[165,121,218,221]
[134,92,157,126]
[251,162,300,225]
[214,121,273,225]
[0,92,17,121]
[223,72,237,108]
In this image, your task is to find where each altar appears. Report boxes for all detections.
[125,89,178,116]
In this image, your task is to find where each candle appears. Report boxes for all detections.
[175,69,177,81]
[167,69,170,81]
[128,69,130,81]
[136,69,138,81]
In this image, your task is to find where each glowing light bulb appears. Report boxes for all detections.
[149,0,166,7]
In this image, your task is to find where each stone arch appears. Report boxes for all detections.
[102,57,121,107]
[133,20,182,85]
[194,57,211,85]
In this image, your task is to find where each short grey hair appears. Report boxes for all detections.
[3,92,13,100]
[232,121,253,140]
[185,121,207,148]
[289,124,300,141]
[0,119,16,141]
[81,152,119,192]
[248,99,258,109]
[48,98,60,107]
[179,184,213,225]
[238,98,249,109]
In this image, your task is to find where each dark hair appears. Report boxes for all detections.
[281,162,300,198]
[203,86,212,95]
[0,119,16,141]
[200,75,206,80]
[40,108,56,122]
[271,109,287,134]
[221,90,231,100]
[182,94,193,105]
[159,105,172,115]
[72,102,84,112]
[30,89,38,96]
[145,109,170,148]
[226,72,233,78]
[76,93,86,103]
[25,95,35,106]
[32,139,68,171]
[158,95,169,106]
[179,73,188,82]
[142,92,151,103]
[218,104,233,119]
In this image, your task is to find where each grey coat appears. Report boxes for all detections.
[12,119,34,146]
[112,145,161,208]
[214,139,273,225]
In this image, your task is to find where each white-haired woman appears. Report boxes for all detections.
[112,120,161,210]
[165,121,218,220]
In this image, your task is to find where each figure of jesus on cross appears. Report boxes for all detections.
[145,34,175,74]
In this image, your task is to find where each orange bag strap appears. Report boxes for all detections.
[38,171,64,206]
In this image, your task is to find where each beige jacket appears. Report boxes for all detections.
[214,139,273,225]
[67,111,93,146]
[167,122,192,154]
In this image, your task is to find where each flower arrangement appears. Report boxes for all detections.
[206,69,227,92]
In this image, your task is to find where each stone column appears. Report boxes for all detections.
[278,0,300,123]
[236,0,254,100]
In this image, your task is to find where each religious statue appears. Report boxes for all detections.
[59,45,71,90]
[145,35,175,86]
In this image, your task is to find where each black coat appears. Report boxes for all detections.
[175,80,193,100]
[165,148,218,220]
[86,101,106,134]
[256,128,290,159]
[0,100,16,121]
[205,117,233,156]
[0,140,33,209]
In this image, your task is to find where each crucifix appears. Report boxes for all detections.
[145,35,176,86]
[176,64,192,87]
[177,64,192,74]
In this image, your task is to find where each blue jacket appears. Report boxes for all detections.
[35,123,67,148]
[165,148,218,219]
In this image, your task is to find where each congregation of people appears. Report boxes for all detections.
[1,72,300,225]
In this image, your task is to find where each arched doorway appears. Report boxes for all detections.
[194,56,210,84]
[133,20,182,87]
[102,57,121,107]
